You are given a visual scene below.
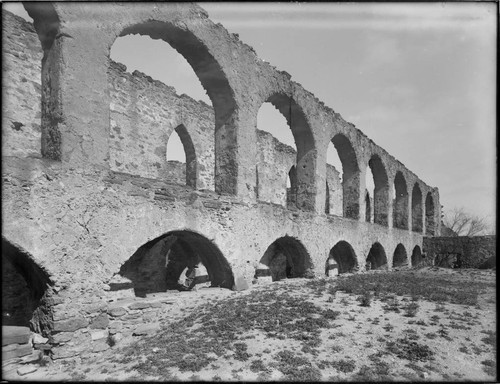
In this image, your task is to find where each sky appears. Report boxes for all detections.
[5,2,496,231]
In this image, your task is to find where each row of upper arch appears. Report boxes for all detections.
[25,2,439,232]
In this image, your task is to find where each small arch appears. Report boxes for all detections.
[327,241,358,275]
[365,190,371,222]
[368,155,389,226]
[2,238,53,335]
[259,236,314,282]
[425,192,435,235]
[411,183,423,233]
[325,181,330,214]
[171,124,197,188]
[392,243,408,268]
[411,245,424,268]
[393,171,409,230]
[286,166,297,208]
[119,230,234,296]
[330,134,360,219]
[366,242,388,271]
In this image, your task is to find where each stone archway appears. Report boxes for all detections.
[366,242,388,271]
[327,241,358,275]
[393,243,408,268]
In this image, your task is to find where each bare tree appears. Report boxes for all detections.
[443,207,491,237]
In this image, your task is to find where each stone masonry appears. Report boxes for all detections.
[2,4,441,361]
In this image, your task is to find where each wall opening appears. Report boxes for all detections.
[325,181,330,214]
[119,230,234,296]
[2,239,52,335]
[165,124,197,188]
[328,134,360,219]
[366,242,388,270]
[411,183,423,233]
[365,191,371,222]
[327,241,358,275]
[392,243,408,268]
[411,245,423,267]
[425,192,435,236]
[258,94,316,210]
[393,171,409,230]
[256,102,296,205]
[258,236,313,282]
[368,155,389,226]
[287,166,297,208]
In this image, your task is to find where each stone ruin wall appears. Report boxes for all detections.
[423,235,496,269]
[2,6,440,361]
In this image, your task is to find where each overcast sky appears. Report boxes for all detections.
[6,2,496,230]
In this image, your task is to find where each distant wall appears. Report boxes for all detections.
[423,235,496,268]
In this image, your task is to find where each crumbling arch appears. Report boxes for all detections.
[327,241,358,275]
[259,236,314,281]
[330,134,360,219]
[393,171,409,229]
[260,93,316,210]
[425,192,435,236]
[287,165,298,208]
[119,230,234,296]
[411,183,423,233]
[168,124,197,188]
[2,238,53,334]
[366,242,388,270]
[368,155,389,226]
[392,243,408,268]
[411,245,424,267]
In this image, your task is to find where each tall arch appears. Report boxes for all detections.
[287,165,297,208]
[366,242,387,270]
[171,124,197,188]
[259,236,313,281]
[327,241,358,274]
[393,171,409,230]
[119,230,234,296]
[325,181,331,214]
[331,134,360,219]
[411,183,423,233]
[262,93,316,211]
[368,155,389,226]
[425,192,435,235]
[411,245,423,267]
[2,238,53,334]
[392,243,408,268]
[365,190,371,222]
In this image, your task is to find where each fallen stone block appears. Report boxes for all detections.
[2,326,31,346]
[32,333,48,344]
[2,343,33,360]
[17,365,37,376]
[20,350,42,364]
[232,276,250,291]
[133,323,160,336]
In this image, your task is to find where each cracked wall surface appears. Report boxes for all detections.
[2,6,442,360]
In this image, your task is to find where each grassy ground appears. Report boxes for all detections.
[11,267,497,382]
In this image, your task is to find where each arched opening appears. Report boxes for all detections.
[327,241,358,275]
[366,242,387,271]
[258,236,313,282]
[258,94,315,210]
[392,244,408,268]
[325,181,331,214]
[328,134,360,219]
[165,124,197,188]
[411,245,424,268]
[368,155,389,226]
[411,183,423,233]
[287,166,297,208]
[365,191,371,222]
[119,230,234,296]
[2,239,52,335]
[256,102,296,205]
[425,192,435,236]
[393,171,409,230]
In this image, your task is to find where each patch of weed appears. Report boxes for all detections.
[386,337,434,362]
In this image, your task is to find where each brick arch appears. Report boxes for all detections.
[327,241,358,274]
[258,93,317,211]
[393,171,409,229]
[425,192,435,235]
[366,242,388,270]
[259,236,314,281]
[393,243,408,267]
[119,230,234,296]
[2,238,53,334]
[411,183,423,233]
[367,154,390,226]
[330,133,360,219]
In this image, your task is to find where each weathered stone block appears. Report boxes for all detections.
[108,307,127,317]
[2,343,33,360]
[2,326,31,346]
[53,316,89,333]
[232,275,250,291]
[132,323,160,336]
[50,332,74,344]
[129,301,152,310]
[17,365,37,376]
[90,330,108,341]
[89,313,109,329]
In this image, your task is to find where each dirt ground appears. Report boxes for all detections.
[3,267,497,382]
